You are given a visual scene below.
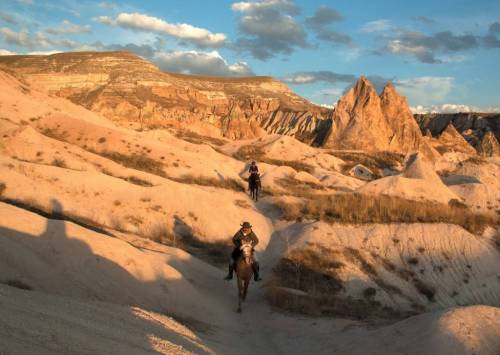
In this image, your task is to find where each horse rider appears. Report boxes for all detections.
[224,221,262,282]
[249,161,259,175]
[248,161,260,190]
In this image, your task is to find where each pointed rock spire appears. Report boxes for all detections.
[437,123,476,154]
[323,76,422,153]
[477,131,500,156]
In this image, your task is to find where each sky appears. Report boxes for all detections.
[0,0,499,112]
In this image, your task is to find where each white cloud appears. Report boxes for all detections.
[101,13,226,47]
[231,0,297,14]
[93,16,114,25]
[27,50,62,55]
[98,2,117,10]
[411,104,500,114]
[46,20,91,35]
[0,27,79,49]
[394,76,454,105]
[153,50,253,77]
[0,48,16,55]
[360,19,392,33]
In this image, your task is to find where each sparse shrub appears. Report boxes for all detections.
[125,215,143,227]
[98,137,107,143]
[41,127,68,141]
[267,245,405,319]
[170,174,244,192]
[363,287,377,299]
[412,279,435,302]
[51,158,67,168]
[109,214,125,231]
[233,145,315,173]
[113,200,121,206]
[276,193,496,235]
[407,257,419,265]
[2,279,32,290]
[140,197,152,203]
[448,199,467,209]
[126,176,153,187]
[97,151,166,177]
[332,151,404,178]
[175,130,227,146]
[0,182,5,196]
[142,222,174,244]
[234,199,251,209]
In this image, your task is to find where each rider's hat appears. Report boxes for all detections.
[241,221,252,228]
[251,161,256,164]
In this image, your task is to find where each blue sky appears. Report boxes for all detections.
[1,0,499,112]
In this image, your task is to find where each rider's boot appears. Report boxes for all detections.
[252,261,262,282]
[224,263,234,280]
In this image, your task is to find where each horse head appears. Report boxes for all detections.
[240,239,253,264]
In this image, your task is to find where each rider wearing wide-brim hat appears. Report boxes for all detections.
[224,221,262,281]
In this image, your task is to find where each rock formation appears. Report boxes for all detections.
[437,123,477,154]
[477,131,500,156]
[323,77,422,152]
[0,51,330,143]
[414,112,500,154]
[380,82,422,152]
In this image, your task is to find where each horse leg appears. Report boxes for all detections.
[243,277,250,301]
[237,278,243,313]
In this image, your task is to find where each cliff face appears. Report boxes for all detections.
[4,51,482,155]
[414,112,500,156]
[323,77,422,152]
[0,51,329,142]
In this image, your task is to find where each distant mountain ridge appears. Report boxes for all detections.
[1,51,497,155]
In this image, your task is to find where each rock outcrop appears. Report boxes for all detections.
[0,51,330,143]
[0,52,437,154]
[477,131,500,156]
[380,83,422,152]
[323,77,422,152]
[437,123,477,155]
[414,112,500,155]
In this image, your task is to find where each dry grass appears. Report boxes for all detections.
[276,193,495,234]
[234,145,315,173]
[276,175,325,194]
[51,158,67,168]
[97,151,166,177]
[332,151,404,178]
[41,127,68,141]
[140,222,176,244]
[100,168,153,187]
[266,245,404,319]
[170,174,245,192]
[1,279,33,291]
[175,130,227,146]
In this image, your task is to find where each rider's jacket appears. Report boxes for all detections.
[249,165,259,174]
[232,229,259,247]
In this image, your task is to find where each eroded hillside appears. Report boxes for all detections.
[0,64,499,355]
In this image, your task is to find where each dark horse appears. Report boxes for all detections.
[235,239,254,313]
[248,173,261,201]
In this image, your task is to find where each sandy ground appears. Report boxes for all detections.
[0,67,499,354]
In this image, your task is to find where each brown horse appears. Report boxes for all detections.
[235,239,254,313]
[248,173,261,202]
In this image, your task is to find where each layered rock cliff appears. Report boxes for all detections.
[3,51,482,155]
[0,51,329,142]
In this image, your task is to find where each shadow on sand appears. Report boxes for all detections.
[0,199,212,354]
